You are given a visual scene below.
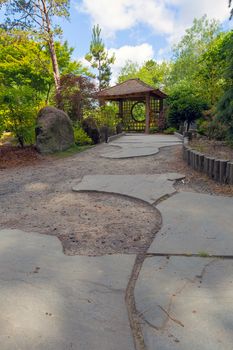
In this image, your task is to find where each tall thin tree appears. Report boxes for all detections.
[85,24,115,91]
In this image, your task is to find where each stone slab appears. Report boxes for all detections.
[149,192,233,255]
[102,134,182,159]
[72,173,185,204]
[135,256,233,350]
[0,229,135,350]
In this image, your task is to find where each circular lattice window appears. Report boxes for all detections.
[131,102,146,122]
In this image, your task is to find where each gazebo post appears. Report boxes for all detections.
[119,100,123,119]
[145,93,150,134]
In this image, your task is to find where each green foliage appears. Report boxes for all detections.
[1,0,70,36]
[0,29,51,94]
[131,102,146,122]
[0,85,40,147]
[149,126,159,134]
[118,59,170,89]
[196,118,209,136]
[217,31,233,142]
[167,85,207,130]
[51,144,92,158]
[85,24,115,90]
[85,104,118,130]
[73,123,93,146]
[163,127,177,134]
[168,16,223,105]
[0,29,90,103]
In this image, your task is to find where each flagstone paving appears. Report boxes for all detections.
[0,133,233,350]
[135,256,233,350]
[0,229,135,350]
[72,173,185,204]
[149,191,233,255]
[101,134,182,159]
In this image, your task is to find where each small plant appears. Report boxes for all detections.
[73,123,93,146]
[163,127,177,134]
[150,126,159,134]
[198,251,210,257]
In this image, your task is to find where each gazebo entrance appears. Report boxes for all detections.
[96,78,167,133]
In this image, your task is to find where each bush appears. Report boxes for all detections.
[163,127,177,134]
[0,85,39,147]
[150,126,159,134]
[196,118,209,135]
[206,118,227,140]
[73,123,92,146]
[82,116,100,144]
[85,104,118,131]
[167,86,208,130]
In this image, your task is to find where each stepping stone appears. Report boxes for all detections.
[135,256,233,350]
[72,173,185,204]
[101,134,182,159]
[149,192,233,256]
[0,229,135,350]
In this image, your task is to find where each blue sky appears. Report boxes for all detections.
[1,0,232,82]
[59,0,232,81]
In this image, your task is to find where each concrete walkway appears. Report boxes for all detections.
[1,134,233,350]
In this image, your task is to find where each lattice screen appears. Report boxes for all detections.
[120,98,160,132]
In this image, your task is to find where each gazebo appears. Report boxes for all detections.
[96,78,167,133]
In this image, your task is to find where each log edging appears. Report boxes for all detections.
[183,145,233,184]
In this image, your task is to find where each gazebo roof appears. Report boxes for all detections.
[96,78,167,100]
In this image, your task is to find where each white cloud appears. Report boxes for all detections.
[76,0,230,43]
[108,43,154,83]
[77,0,175,37]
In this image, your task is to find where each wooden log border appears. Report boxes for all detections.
[183,145,233,184]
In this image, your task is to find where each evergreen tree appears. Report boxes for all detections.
[85,24,115,90]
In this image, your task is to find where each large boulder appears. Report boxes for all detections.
[35,106,74,153]
[82,117,100,144]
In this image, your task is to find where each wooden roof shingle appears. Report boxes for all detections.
[96,78,167,100]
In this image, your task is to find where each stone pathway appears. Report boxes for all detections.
[0,134,233,350]
[101,134,182,158]
[0,229,135,350]
[73,173,185,204]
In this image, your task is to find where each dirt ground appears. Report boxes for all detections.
[190,139,233,161]
[0,143,232,256]
[0,145,44,169]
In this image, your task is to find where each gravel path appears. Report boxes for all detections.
[0,141,232,256]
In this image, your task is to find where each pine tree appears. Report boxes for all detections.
[85,25,115,90]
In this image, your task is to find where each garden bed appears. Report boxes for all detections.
[0,145,43,169]
[190,139,233,162]
[183,141,233,185]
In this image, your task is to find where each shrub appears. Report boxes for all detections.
[163,127,177,134]
[0,85,39,147]
[196,118,209,136]
[167,86,208,130]
[85,104,118,131]
[73,123,92,146]
[56,75,97,122]
[82,116,100,144]
[206,118,227,140]
[150,126,159,134]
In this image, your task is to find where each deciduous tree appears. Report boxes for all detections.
[1,0,70,101]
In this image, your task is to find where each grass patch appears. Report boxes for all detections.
[51,144,94,158]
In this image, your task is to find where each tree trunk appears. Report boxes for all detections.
[40,0,61,107]
[48,38,60,94]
